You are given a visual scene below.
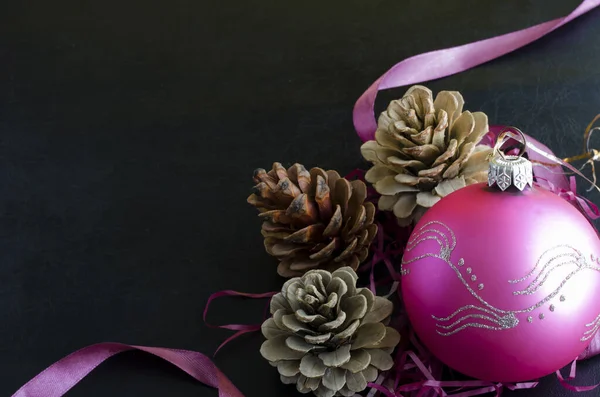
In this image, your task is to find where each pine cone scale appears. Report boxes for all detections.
[346,371,367,392]
[466,112,489,144]
[285,224,324,244]
[262,221,289,233]
[418,163,445,178]
[309,238,339,260]
[333,179,350,216]
[267,241,308,257]
[358,230,369,245]
[341,349,369,373]
[315,177,333,219]
[334,238,357,262]
[432,139,458,167]
[287,336,318,353]
[259,209,293,224]
[344,208,366,237]
[364,203,376,225]
[393,194,417,218]
[278,360,301,377]
[330,320,359,344]
[402,143,440,162]
[388,157,426,171]
[348,180,366,209]
[323,367,346,392]
[262,230,291,240]
[322,206,342,237]
[326,170,341,191]
[289,259,323,272]
[433,91,463,127]
[374,176,419,195]
[377,127,415,149]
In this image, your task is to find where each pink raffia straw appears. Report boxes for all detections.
[203,289,276,355]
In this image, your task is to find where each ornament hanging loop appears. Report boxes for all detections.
[488,127,533,191]
[494,127,528,160]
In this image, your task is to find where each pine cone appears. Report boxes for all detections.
[361,85,492,226]
[260,267,400,397]
[247,163,378,278]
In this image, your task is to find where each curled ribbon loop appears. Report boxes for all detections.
[353,0,600,142]
[494,127,527,160]
[11,343,244,397]
[564,114,600,191]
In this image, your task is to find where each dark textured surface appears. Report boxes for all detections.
[1,0,600,396]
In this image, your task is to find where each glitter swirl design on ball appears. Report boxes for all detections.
[509,245,591,295]
[432,306,519,336]
[581,313,600,342]
[401,221,600,337]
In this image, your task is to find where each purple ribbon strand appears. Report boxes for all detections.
[11,343,243,397]
[353,0,600,142]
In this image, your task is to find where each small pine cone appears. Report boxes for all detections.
[247,162,377,278]
[361,85,492,226]
[260,267,400,397]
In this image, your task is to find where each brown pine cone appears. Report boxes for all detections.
[361,85,492,226]
[247,162,377,278]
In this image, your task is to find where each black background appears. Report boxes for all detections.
[2,0,600,396]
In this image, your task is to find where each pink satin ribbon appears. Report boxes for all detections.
[353,0,600,142]
[10,289,275,397]
[11,343,243,397]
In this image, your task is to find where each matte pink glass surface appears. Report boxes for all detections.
[401,183,600,382]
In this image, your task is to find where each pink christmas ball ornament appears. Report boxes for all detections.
[401,131,600,382]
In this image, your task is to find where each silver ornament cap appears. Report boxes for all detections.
[487,128,533,191]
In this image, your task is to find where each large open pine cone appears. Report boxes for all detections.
[260,267,400,397]
[248,162,377,278]
[361,85,491,226]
